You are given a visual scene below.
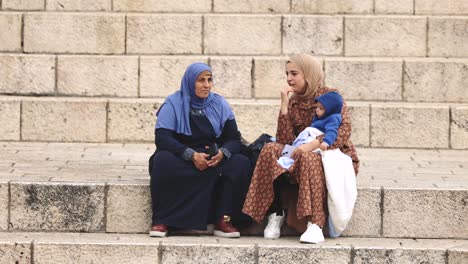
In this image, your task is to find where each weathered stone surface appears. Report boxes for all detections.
[451,106,468,150]
[162,244,256,264]
[283,16,343,55]
[1,141,466,189]
[10,183,105,231]
[345,16,426,57]
[127,14,202,54]
[2,0,43,10]
[205,15,281,55]
[448,247,468,264]
[383,189,468,238]
[0,182,8,230]
[22,99,107,142]
[342,188,381,237]
[291,0,372,14]
[0,55,55,95]
[375,0,413,14]
[325,58,402,101]
[428,17,468,57]
[0,242,31,263]
[46,0,110,10]
[354,247,446,264]
[106,184,151,233]
[370,103,449,148]
[214,0,289,13]
[24,13,125,54]
[113,0,211,12]
[0,100,20,141]
[416,0,468,14]
[347,102,370,147]
[231,101,279,143]
[0,13,22,51]
[57,56,138,97]
[108,101,160,142]
[259,246,350,264]
[253,57,288,98]
[210,57,252,98]
[404,59,468,102]
[140,56,208,97]
[34,243,159,264]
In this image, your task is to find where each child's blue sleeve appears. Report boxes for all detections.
[322,115,342,146]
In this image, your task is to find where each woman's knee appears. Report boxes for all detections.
[263,142,283,153]
[152,150,178,168]
[223,154,251,181]
[294,152,324,179]
[298,151,321,163]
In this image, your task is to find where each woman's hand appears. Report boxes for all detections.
[280,86,294,115]
[192,152,209,171]
[207,150,224,167]
[291,139,320,160]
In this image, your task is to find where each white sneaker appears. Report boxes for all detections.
[264,212,285,239]
[299,222,325,244]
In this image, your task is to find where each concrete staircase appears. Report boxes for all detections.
[0,0,467,263]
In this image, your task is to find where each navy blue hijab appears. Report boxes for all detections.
[156,62,234,137]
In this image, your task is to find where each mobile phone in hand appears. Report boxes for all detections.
[206,143,219,159]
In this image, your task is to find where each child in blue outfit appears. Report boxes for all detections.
[312,91,343,150]
[278,91,343,169]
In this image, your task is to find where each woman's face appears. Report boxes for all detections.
[194,71,213,99]
[285,62,306,94]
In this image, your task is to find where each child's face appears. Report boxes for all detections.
[316,102,325,118]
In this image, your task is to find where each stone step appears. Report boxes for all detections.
[0,142,467,239]
[0,232,467,264]
[1,0,467,14]
[1,12,467,56]
[1,54,467,103]
[1,96,468,148]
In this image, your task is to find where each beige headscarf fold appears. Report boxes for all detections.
[286,54,324,100]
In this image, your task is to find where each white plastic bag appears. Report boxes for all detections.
[321,148,357,237]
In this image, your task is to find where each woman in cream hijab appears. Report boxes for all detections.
[242,54,359,243]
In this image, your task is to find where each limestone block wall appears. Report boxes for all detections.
[0,0,467,148]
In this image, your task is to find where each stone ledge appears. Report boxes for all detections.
[3,96,468,147]
[0,142,467,238]
[0,233,467,264]
[2,55,466,103]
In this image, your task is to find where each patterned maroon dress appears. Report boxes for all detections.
[242,86,359,231]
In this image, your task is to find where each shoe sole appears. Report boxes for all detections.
[263,232,280,239]
[299,238,324,244]
[213,230,240,238]
[149,230,168,237]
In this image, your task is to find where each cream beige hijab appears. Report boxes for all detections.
[286,54,324,100]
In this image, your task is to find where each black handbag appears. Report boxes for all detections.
[241,133,273,168]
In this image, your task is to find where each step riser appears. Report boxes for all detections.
[2,99,468,149]
[1,13,467,56]
[1,55,467,102]
[0,240,466,264]
[1,182,466,239]
[2,0,468,14]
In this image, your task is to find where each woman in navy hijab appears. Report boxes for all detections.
[149,62,251,238]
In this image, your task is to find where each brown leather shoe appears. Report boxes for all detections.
[214,215,240,238]
[149,224,168,237]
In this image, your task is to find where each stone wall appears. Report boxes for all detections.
[0,0,467,148]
